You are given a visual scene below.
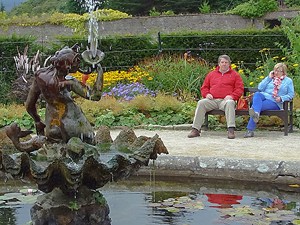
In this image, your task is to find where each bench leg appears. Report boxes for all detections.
[283,116,288,136]
[289,112,294,133]
[203,114,209,131]
[284,125,288,136]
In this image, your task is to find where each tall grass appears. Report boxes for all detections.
[139,54,210,100]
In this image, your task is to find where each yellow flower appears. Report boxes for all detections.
[238,69,244,74]
[259,48,270,53]
[281,57,286,60]
[231,64,237,69]
[293,63,299,67]
[272,56,279,59]
[249,82,254,86]
[259,76,264,79]
[71,66,150,88]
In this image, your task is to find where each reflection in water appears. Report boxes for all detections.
[1,178,300,225]
[0,184,41,225]
[259,197,291,210]
[102,177,300,225]
[103,191,300,225]
[0,208,16,225]
[0,206,36,225]
[206,193,243,208]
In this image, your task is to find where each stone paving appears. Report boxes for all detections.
[110,126,300,184]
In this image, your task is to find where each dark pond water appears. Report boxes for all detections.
[1,177,300,225]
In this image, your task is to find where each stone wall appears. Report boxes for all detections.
[0,10,299,42]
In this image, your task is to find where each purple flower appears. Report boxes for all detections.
[102,82,156,100]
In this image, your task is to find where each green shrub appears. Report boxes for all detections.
[1,92,300,130]
[199,1,211,14]
[162,10,175,16]
[277,15,300,94]
[227,0,278,18]
[1,9,131,29]
[149,7,160,16]
[159,29,288,69]
[285,0,300,7]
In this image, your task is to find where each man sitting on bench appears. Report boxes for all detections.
[188,54,244,139]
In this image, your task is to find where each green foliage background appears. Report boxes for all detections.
[1,0,300,130]
[0,28,291,104]
[8,0,252,16]
[228,0,278,18]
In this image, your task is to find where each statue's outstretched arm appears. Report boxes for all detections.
[90,64,104,100]
[60,64,103,101]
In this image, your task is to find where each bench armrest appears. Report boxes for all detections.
[244,87,258,96]
[283,100,293,111]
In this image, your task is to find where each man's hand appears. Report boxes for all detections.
[224,95,233,100]
[206,94,213,100]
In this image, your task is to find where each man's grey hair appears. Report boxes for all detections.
[218,55,231,64]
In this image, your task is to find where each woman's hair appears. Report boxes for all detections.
[274,63,287,75]
[218,55,231,64]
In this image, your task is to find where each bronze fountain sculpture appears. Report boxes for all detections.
[1,44,168,224]
[1,0,168,223]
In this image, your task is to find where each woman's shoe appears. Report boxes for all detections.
[244,130,254,138]
[249,108,259,123]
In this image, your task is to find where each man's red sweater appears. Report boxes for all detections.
[201,66,244,101]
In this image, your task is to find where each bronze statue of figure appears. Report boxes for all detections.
[2,10,169,223]
[3,44,168,196]
[25,44,103,145]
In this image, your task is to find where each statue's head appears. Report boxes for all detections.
[50,46,80,73]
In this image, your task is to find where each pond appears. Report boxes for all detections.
[1,176,300,225]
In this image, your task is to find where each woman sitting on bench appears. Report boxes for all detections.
[244,63,294,138]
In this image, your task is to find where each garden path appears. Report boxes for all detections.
[110,126,300,184]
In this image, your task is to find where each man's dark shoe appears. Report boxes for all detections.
[244,130,254,138]
[188,128,200,138]
[227,127,235,139]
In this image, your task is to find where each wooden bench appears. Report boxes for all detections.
[203,87,294,136]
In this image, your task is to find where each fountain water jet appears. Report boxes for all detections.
[81,0,105,67]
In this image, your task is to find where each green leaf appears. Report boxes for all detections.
[293,219,300,225]
[165,207,180,213]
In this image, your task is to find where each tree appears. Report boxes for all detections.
[60,0,85,14]
[104,0,249,15]
[7,0,274,16]
[209,0,249,11]
[154,0,201,14]
[228,0,278,18]
[103,0,154,16]
[0,1,5,12]
[10,0,62,15]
